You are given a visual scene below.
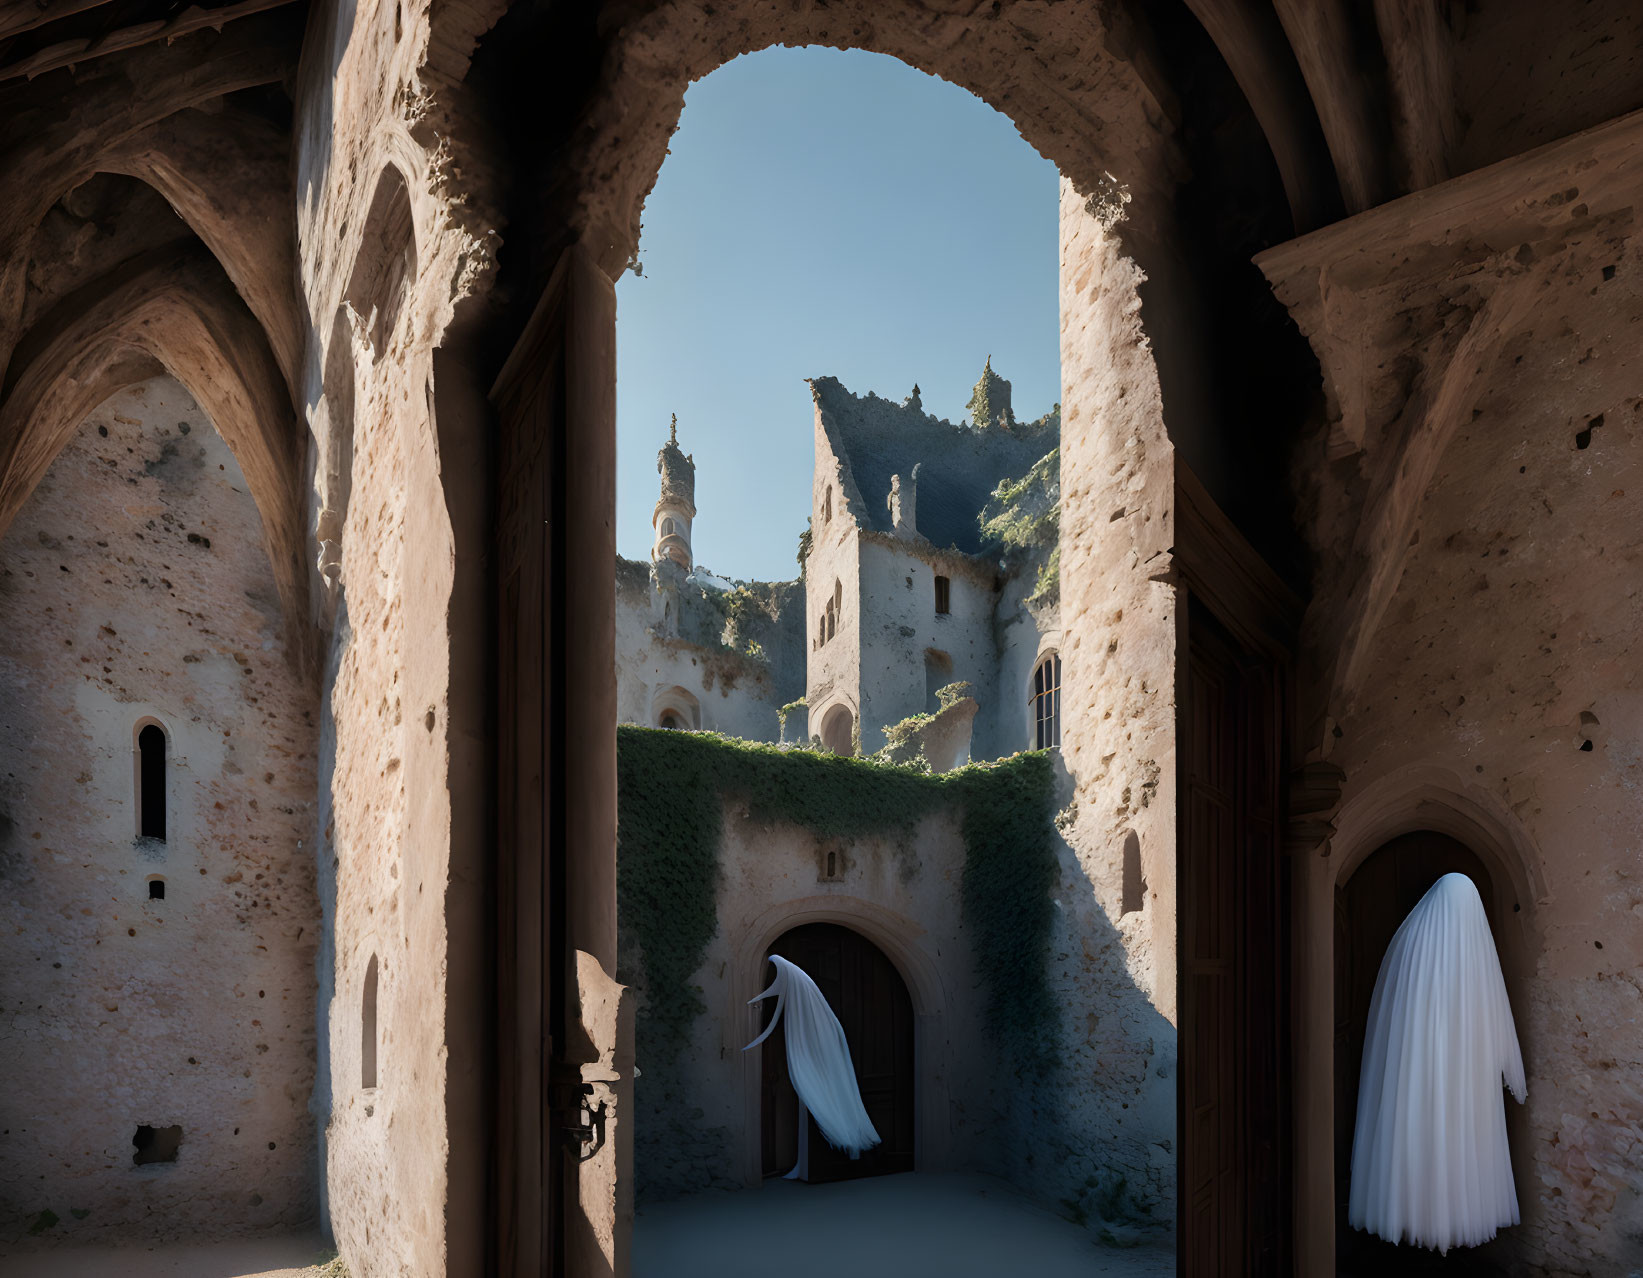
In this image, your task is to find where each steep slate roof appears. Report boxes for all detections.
[811,375,1056,556]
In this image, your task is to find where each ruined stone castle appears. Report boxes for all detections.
[1,3,1640,1276]
[616,361,1062,769]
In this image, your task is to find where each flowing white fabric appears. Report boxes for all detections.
[1349,872,1527,1253]
[743,955,881,1171]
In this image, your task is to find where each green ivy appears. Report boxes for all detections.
[616,726,1060,1074]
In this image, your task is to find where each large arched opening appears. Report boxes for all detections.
[480,3,1318,1271]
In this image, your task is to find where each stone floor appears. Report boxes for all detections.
[634,1172,1174,1278]
[0,1232,339,1277]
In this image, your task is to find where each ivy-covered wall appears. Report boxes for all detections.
[616,726,1175,1239]
[616,725,1059,1073]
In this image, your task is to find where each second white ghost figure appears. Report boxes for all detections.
[1349,872,1527,1253]
[743,954,881,1180]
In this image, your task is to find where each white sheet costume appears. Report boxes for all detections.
[1349,872,1527,1252]
[744,955,881,1179]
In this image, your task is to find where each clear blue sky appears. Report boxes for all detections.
[616,46,1061,583]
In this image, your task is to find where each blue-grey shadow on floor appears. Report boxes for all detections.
[633,1172,1174,1278]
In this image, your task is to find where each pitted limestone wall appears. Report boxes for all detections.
[614,557,805,741]
[854,536,995,755]
[806,426,865,742]
[1324,299,1643,1275]
[0,377,317,1246]
[1034,178,1181,1229]
[293,1,494,1272]
[615,574,787,740]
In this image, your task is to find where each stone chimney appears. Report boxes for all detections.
[888,463,919,539]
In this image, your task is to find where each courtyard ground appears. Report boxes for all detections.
[0,1231,339,1277]
[634,1171,1174,1278]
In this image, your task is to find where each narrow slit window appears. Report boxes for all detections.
[1031,653,1061,750]
[822,485,832,524]
[362,954,379,1089]
[934,575,951,615]
[138,724,167,841]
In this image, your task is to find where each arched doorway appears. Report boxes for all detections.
[819,704,854,756]
[1334,830,1507,1276]
[759,922,914,1182]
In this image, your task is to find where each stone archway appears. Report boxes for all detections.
[484,5,1295,1269]
[758,921,915,1183]
[1291,766,1546,1272]
[731,895,951,1188]
[1332,831,1507,1275]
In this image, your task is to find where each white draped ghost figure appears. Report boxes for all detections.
[743,954,881,1180]
[1349,872,1527,1253]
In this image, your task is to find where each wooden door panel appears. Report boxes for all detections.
[1180,599,1290,1276]
[760,923,914,1182]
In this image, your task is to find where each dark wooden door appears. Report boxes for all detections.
[1179,598,1290,1277]
[760,923,915,1182]
[492,244,620,1278]
[1335,833,1499,1276]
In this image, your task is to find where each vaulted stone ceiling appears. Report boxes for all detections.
[0,0,310,641]
[4,0,1642,641]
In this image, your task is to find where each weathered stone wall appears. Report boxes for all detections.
[614,558,800,740]
[0,378,317,1246]
[1037,178,1181,1230]
[292,1,495,1272]
[625,804,982,1202]
[1321,299,1643,1275]
[806,418,864,743]
[627,776,1175,1242]
[853,536,997,755]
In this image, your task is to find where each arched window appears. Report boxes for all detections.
[1031,653,1061,749]
[137,723,167,841]
[148,876,166,901]
[661,516,676,537]
[362,954,379,1089]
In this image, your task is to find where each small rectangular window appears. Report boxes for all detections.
[934,575,950,615]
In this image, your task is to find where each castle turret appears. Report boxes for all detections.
[652,413,697,570]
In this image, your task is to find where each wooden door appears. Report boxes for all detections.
[492,244,622,1278]
[760,923,915,1182]
[1335,833,1497,1276]
[1179,598,1290,1276]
